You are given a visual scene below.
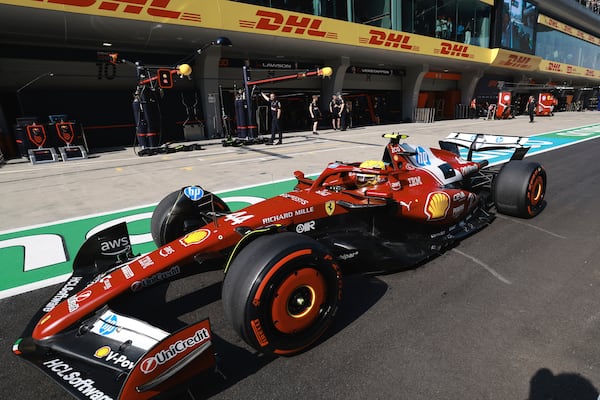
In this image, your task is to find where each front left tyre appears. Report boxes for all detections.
[222,232,342,356]
[151,189,230,247]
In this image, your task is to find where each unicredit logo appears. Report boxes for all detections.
[140,328,210,374]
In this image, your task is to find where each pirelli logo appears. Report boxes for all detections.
[435,42,473,59]
[360,29,418,51]
[240,10,338,39]
[32,0,202,23]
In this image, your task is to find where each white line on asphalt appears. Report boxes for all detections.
[202,145,369,166]
[496,215,567,239]
[452,248,512,285]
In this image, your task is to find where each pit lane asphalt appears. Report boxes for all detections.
[2,112,600,399]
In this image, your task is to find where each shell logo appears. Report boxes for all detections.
[425,192,450,220]
[94,346,111,358]
[179,229,211,247]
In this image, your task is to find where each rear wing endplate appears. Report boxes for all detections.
[439,132,530,161]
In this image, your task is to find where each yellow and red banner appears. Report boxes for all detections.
[538,14,600,47]
[539,60,600,79]
[490,48,541,71]
[2,1,598,81]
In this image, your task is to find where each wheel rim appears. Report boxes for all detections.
[270,268,327,334]
[529,175,544,206]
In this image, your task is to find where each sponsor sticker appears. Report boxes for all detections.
[99,236,130,256]
[98,314,118,336]
[279,193,309,205]
[414,146,431,166]
[184,186,204,201]
[138,255,154,269]
[43,276,82,312]
[42,358,113,400]
[425,192,450,220]
[67,290,92,312]
[94,346,135,370]
[130,266,181,292]
[140,328,210,374]
[179,229,211,247]
[121,265,134,279]
[408,176,422,187]
[159,246,175,257]
[295,220,316,233]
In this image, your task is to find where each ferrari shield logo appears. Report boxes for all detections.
[26,125,47,148]
[56,123,74,144]
[325,200,336,216]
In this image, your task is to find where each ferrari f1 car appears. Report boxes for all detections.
[14,133,546,399]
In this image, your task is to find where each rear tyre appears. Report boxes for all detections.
[222,232,342,356]
[151,188,230,247]
[493,161,546,218]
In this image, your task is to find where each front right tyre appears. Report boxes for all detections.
[222,232,342,356]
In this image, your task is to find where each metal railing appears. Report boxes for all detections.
[413,107,436,123]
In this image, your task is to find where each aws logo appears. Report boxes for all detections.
[99,236,130,256]
[360,29,418,51]
[34,0,202,23]
[436,42,473,59]
[240,10,338,39]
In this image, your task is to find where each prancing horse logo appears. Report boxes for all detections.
[325,201,336,216]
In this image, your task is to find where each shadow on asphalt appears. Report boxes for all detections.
[528,368,599,400]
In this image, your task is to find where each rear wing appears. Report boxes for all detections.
[439,133,530,161]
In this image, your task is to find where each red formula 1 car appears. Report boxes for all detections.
[14,133,546,399]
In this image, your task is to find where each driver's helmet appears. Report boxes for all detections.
[355,160,386,188]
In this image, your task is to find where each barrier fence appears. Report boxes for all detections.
[413,107,436,123]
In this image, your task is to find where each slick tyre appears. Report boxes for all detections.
[151,189,230,247]
[222,232,342,356]
[493,160,546,218]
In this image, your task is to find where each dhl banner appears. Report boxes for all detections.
[538,14,600,47]
[4,0,492,64]
[539,60,599,79]
[490,49,542,71]
[1,0,597,80]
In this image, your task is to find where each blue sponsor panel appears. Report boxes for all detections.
[183,186,205,201]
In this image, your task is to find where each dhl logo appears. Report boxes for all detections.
[239,10,338,39]
[32,0,202,22]
[547,19,559,28]
[548,62,562,72]
[435,42,472,59]
[500,54,532,69]
[585,69,595,77]
[359,29,418,51]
